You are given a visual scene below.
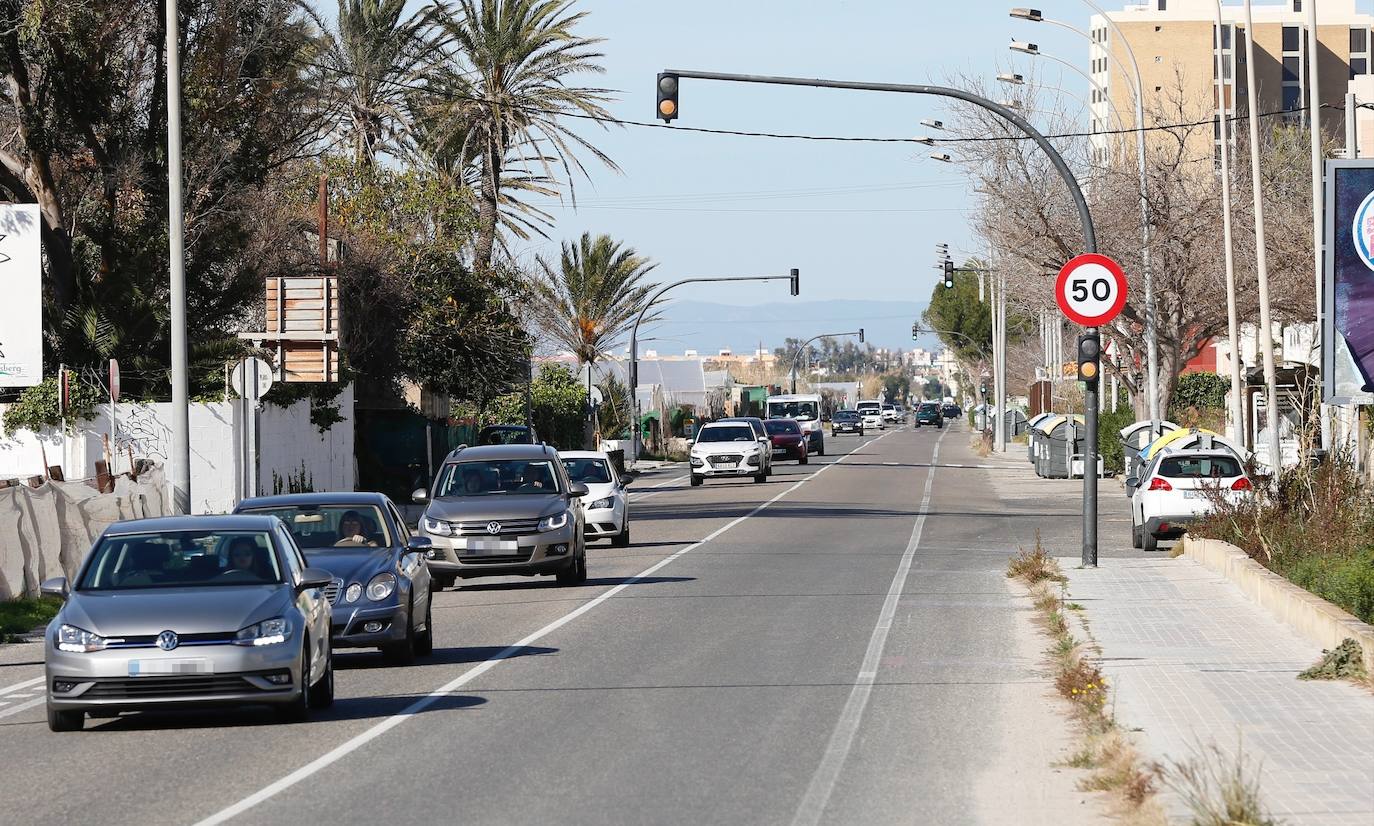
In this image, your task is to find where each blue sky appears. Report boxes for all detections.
[389,0,1091,342]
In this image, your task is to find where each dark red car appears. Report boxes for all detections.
[764,418,809,464]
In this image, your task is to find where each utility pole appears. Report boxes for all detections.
[165,0,191,514]
[1215,0,1246,449]
[1306,0,1331,453]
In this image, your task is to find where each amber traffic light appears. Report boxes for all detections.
[657,73,679,122]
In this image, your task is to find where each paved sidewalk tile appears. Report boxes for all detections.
[1063,558,1374,826]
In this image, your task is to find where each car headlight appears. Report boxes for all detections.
[56,624,110,653]
[690,456,704,467]
[366,573,397,601]
[538,511,570,532]
[344,582,363,603]
[588,497,614,510]
[423,517,455,537]
[235,617,290,647]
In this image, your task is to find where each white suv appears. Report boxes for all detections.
[690,422,771,486]
[856,400,884,430]
[1128,448,1250,551]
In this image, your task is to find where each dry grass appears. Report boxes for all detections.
[972,433,992,458]
[1006,533,1067,585]
[1162,741,1284,826]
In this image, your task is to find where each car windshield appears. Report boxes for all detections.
[239,504,391,550]
[435,459,561,496]
[698,425,756,443]
[77,530,282,590]
[767,401,819,421]
[479,427,532,445]
[562,457,612,484]
[834,411,859,420]
[1158,455,1243,479]
[764,419,801,435]
[858,403,879,413]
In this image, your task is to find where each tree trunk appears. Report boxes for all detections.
[473,141,502,276]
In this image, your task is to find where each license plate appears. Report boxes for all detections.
[1182,491,1206,500]
[128,658,212,677]
[715,463,737,470]
[772,448,785,455]
[465,539,519,555]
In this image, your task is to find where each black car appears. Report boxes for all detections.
[941,403,961,420]
[235,492,435,664]
[914,402,944,428]
[831,409,864,435]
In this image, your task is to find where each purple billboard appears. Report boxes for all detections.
[1324,160,1374,403]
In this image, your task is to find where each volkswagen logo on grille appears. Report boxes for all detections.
[156,630,179,651]
[486,521,502,535]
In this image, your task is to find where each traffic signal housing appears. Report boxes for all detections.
[911,322,919,341]
[943,259,955,289]
[789,268,800,296]
[858,328,865,344]
[657,73,679,122]
[1077,331,1101,386]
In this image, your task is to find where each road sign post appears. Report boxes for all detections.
[232,357,274,501]
[1055,254,1128,568]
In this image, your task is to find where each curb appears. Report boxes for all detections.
[1179,535,1374,675]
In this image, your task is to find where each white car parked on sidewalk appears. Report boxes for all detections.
[560,451,633,547]
[1128,448,1251,551]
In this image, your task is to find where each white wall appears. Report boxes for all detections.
[0,385,354,514]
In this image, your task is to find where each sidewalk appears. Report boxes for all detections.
[1062,558,1374,825]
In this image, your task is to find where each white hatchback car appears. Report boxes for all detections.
[560,451,633,547]
[1128,448,1250,551]
[856,400,885,430]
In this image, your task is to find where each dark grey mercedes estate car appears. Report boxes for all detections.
[413,443,589,588]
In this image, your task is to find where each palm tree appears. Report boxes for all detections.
[423,0,617,275]
[321,0,428,166]
[531,232,658,396]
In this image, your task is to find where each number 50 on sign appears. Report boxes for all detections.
[1055,253,1128,327]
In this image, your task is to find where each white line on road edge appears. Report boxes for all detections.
[790,426,948,826]
[0,676,44,697]
[196,430,896,825]
[0,696,46,720]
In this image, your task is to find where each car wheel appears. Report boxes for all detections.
[1131,523,1143,549]
[816,439,825,457]
[690,474,703,487]
[612,518,631,547]
[431,575,455,592]
[309,639,335,708]
[46,704,83,732]
[753,472,766,483]
[415,596,434,657]
[277,638,313,722]
[556,550,588,585]
[800,453,809,465]
[382,600,417,665]
[1142,529,1159,552]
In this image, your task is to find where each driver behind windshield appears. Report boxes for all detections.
[335,510,378,547]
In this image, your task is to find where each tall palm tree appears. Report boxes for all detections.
[321,0,428,166]
[532,232,658,370]
[423,0,617,275]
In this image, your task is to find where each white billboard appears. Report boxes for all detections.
[0,204,42,387]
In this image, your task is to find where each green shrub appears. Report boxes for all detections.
[1274,550,1374,624]
[0,596,62,639]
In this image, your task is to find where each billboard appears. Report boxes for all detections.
[0,204,42,387]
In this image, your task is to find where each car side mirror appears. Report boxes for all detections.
[40,576,69,599]
[411,487,429,505]
[569,482,590,498]
[407,536,433,552]
[298,567,334,591]
[758,436,770,444]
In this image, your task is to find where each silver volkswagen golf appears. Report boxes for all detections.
[41,515,336,732]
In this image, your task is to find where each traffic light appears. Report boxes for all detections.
[1077,331,1101,386]
[911,322,919,341]
[943,259,955,289]
[858,328,865,344]
[789,268,800,296]
[657,73,679,122]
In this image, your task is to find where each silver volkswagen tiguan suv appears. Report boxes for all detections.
[413,444,589,589]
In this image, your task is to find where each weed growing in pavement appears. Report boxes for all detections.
[1006,532,1067,585]
[1298,638,1369,682]
[1163,740,1284,826]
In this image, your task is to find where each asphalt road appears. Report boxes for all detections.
[0,424,1098,825]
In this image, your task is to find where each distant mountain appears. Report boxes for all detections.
[627,299,938,356]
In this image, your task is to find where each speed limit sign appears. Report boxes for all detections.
[1055,253,1128,327]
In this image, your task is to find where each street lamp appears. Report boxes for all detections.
[629,271,798,464]
[920,118,945,129]
[930,152,953,163]
[165,0,190,513]
[1009,41,1124,130]
[789,330,865,393]
[997,72,1025,85]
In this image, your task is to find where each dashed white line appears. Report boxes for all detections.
[791,426,948,826]
[196,429,895,825]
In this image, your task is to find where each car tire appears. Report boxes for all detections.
[415,597,434,657]
[1131,523,1143,549]
[556,550,588,585]
[432,575,455,592]
[816,439,825,457]
[690,474,703,487]
[309,639,335,708]
[382,601,418,665]
[277,638,314,722]
[1142,529,1159,552]
[753,472,766,483]
[800,454,808,465]
[46,704,83,732]
[612,519,631,547]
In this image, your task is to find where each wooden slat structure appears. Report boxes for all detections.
[238,275,341,383]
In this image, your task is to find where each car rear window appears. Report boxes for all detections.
[764,419,801,434]
[1157,456,1243,479]
[920,403,939,412]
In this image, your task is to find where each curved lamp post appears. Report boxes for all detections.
[788,330,865,394]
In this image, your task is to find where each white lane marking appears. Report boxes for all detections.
[791,426,948,826]
[0,676,44,696]
[195,428,893,825]
[0,696,45,720]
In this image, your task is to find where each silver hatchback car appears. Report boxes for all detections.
[41,515,335,731]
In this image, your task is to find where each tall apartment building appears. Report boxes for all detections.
[1086,0,1373,163]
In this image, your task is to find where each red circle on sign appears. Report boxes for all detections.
[1055,253,1128,327]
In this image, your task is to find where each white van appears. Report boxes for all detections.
[766,393,826,456]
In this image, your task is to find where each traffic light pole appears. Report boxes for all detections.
[661,68,1101,566]
[629,271,798,466]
